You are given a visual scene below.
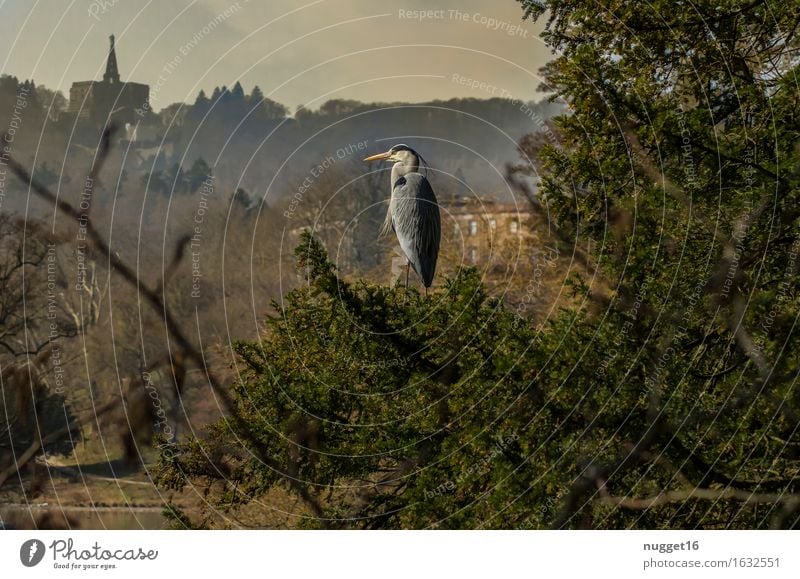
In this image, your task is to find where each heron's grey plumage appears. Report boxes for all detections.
[388,173,440,287]
[369,144,441,288]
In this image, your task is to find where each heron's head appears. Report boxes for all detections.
[363,144,419,167]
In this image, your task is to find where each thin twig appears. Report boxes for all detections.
[5,149,324,518]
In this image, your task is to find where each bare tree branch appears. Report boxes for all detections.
[5,141,325,518]
[600,487,800,510]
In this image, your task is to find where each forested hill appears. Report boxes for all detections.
[0,75,562,209]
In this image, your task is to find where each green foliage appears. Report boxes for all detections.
[159,213,796,528]
[158,1,800,529]
[158,232,563,528]
[509,0,800,527]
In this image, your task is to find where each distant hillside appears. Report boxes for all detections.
[151,87,564,202]
[0,75,563,209]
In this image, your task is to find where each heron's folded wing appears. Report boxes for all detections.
[392,174,441,286]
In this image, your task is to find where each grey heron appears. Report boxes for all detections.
[364,144,441,293]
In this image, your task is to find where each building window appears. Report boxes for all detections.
[469,247,478,263]
[489,219,497,230]
[469,221,478,236]
[454,223,460,235]
[510,219,519,234]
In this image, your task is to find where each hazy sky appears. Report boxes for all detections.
[0,0,552,111]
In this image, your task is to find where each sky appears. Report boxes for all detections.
[0,0,552,111]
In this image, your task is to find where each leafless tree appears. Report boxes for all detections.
[3,126,324,517]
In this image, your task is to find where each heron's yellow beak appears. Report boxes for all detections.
[363,150,394,162]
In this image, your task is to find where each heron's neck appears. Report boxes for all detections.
[391,159,419,185]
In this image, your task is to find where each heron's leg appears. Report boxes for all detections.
[405,261,410,289]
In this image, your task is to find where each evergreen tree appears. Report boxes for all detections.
[186,157,212,192]
[219,85,230,104]
[157,1,800,529]
[231,81,245,102]
[249,85,264,105]
[194,89,209,108]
